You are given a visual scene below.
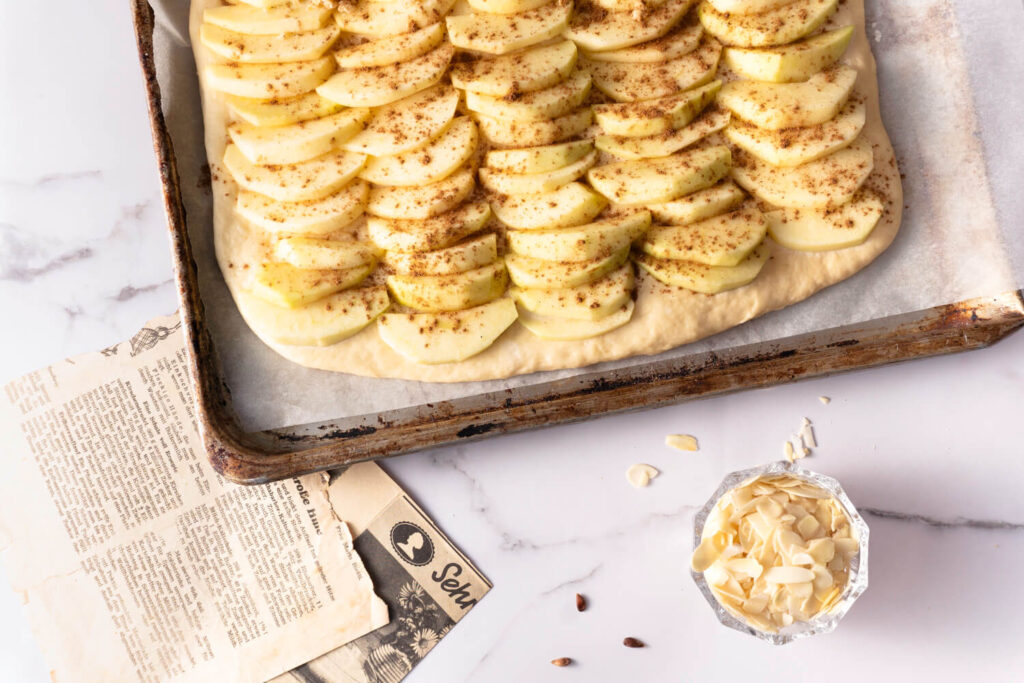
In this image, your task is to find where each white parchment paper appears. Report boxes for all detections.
[151,1,1023,433]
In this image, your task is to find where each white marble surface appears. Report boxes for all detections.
[2,2,1023,682]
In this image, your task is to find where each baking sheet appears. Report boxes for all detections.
[152,0,1024,433]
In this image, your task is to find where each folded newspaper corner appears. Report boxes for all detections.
[0,313,490,683]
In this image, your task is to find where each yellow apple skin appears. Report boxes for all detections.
[517,300,635,340]
[377,298,519,365]
[634,244,770,294]
[723,26,854,83]
[237,286,389,347]
[765,191,884,251]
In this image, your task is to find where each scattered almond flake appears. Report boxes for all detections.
[819,396,831,405]
[784,441,795,462]
[799,421,817,448]
[626,463,659,488]
[802,417,811,428]
[801,447,811,458]
[665,434,699,452]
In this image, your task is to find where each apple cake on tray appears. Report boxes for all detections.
[190,0,902,382]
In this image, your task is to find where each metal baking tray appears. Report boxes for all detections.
[131,1,1024,484]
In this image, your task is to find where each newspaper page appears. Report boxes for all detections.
[0,314,488,682]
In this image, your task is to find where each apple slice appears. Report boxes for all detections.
[725,98,866,167]
[587,146,731,206]
[592,0,668,9]
[593,80,721,137]
[367,165,476,219]
[387,261,508,312]
[334,23,444,69]
[718,65,857,130]
[228,108,370,165]
[447,1,572,54]
[377,298,518,364]
[273,236,380,270]
[386,233,498,276]
[566,0,694,52]
[224,145,367,202]
[224,92,342,127]
[200,23,340,64]
[584,40,722,102]
[595,108,730,160]
[204,57,334,99]
[634,244,769,294]
[485,140,594,174]
[491,182,606,230]
[341,85,458,157]
[334,0,456,37]
[517,300,634,340]
[647,181,746,225]
[723,26,854,83]
[251,261,375,308]
[582,20,703,63]
[450,40,577,97]
[506,248,629,288]
[464,70,591,122]
[317,43,453,107]
[640,204,768,266]
[368,202,492,252]
[765,191,884,251]
[467,0,552,13]
[360,116,477,187]
[475,107,593,148]
[236,180,368,236]
[507,211,651,262]
[238,286,390,347]
[732,137,874,209]
[512,264,634,321]
[698,0,838,48]
[705,0,792,11]
[480,150,598,196]
[203,4,332,34]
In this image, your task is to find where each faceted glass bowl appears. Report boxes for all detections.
[690,460,870,645]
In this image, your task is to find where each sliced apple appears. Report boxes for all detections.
[224,92,342,127]
[566,0,694,52]
[224,145,367,202]
[587,146,731,206]
[592,0,668,9]
[334,0,456,37]
[634,244,769,294]
[698,0,838,48]
[367,165,476,219]
[595,108,730,160]
[317,43,453,107]
[584,40,722,102]
[251,261,374,308]
[725,98,866,167]
[512,264,633,321]
[203,4,332,34]
[475,107,593,147]
[485,140,594,174]
[506,247,629,288]
[732,137,874,209]
[582,20,703,63]
[450,40,577,97]
[765,191,884,251]
[387,261,508,312]
[228,108,370,165]
[640,204,767,266]
[491,182,607,230]
[464,70,591,121]
[517,300,634,340]
[341,85,458,157]
[360,116,477,187]
[334,23,444,69]
[200,23,340,64]
[377,298,518,364]
[368,202,492,252]
[236,180,368,237]
[273,236,380,270]
[593,80,721,137]
[705,0,791,11]
[480,150,597,196]
[466,0,552,13]
[507,211,651,262]
[447,1,572,54]
[723,26,854,83]
[386,233,498,276]
[718,65,857,130]
[647,181,746,225]
[204,57,334,99]
[238,286,390,347]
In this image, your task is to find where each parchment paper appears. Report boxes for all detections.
[154,1,1023,432]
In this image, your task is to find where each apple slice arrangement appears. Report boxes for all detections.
[198,0,886,367]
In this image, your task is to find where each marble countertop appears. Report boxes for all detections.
[2,2,1023,681]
